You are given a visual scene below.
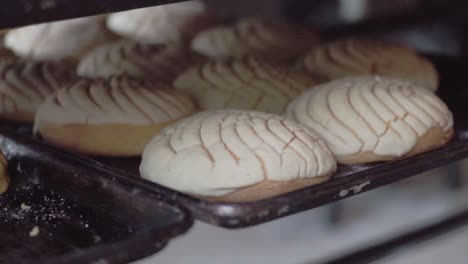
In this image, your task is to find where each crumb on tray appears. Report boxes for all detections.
[29,226,40,237]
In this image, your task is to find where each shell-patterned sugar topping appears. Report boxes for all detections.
[174,57,318,114]
[107,0,208,44]
[286,76,453,161]
[299,38,439,91]
[0,60,76,121]
[34,76,196,128]
[191,17,319,61]
[3,16,112,60]
[140,110,337,197]
[78,40,203,82]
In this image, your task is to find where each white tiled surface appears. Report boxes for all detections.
[137,162,468,264]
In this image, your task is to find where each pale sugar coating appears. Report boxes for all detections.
[298,38,439,91]
[140,110,337,197]
[286,76,453,164]
[174,57,317,114]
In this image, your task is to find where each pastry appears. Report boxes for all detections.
[140,110,337,202]
[286,76,453,164]
[298,38,439,91]
[34,76,197,156]
[78,40,203,82]
[174,57,318,114]
[107,1,217,44]
[0,60,76,122]
[4,16,114,60]
[191,17,320,61]
[0,152,9,194]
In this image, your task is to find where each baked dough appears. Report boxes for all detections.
[0,60,76,122]
[78,40,203,82]
[140,110,337,202]
[298,38,439,91]
[286,76,453,164]
[4,16,114,60]
[34,76,197,156]
[0,153,9,194]
[174,57,318,114]
[107,1,216,44]
[191,17,320,61]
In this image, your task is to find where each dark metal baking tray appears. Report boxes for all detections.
[5,56,468,229]
[0,130,193,263]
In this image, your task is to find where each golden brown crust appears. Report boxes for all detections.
[200,173,332,203]
[337,127,454,164]
[0,153,9,194]
[35,120,182,156]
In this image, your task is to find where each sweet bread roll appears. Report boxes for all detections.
[191,17,320,61]
[298,38,438,91]
[107,1,217,44]
[174,57,318,114]
[78,40,203,82]
[286,76,453,164]
[0,60,76,122]
[140,110,337,202]
[4,16,114,60]
[34,76,197,156]
[0,153,9,194]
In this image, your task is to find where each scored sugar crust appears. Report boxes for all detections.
[78,40,204,82]
[4,16,114,61]
[0,152,9,194]
[298,38,439,91]
[0,60,76,122]
[174,57,318,114]
[191,17,320,61]
[286,76,453,164]
[140,110,337,202]
[107,0,216,44]
[34,76,197,156]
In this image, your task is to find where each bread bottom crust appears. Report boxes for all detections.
[199,173,333,203]
[336,127,454,164]
[0,154,9,194]
[0,110,35,123]
[35,120,178,156]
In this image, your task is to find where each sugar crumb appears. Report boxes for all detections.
[21,203,31,211]
[29,226,40,237]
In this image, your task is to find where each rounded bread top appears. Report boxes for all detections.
[299,38,439,91]
[0,60,76,117]
[35,76,196,127]
[140,110,337,197]
[174,57,317,114]
[107,1,207,44]
[78,40,202,82]
[4,16,111,60]
[191,17,319,61]
[286,76,453,159]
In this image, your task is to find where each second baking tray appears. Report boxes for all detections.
[74,56,468,228]
[0,130,192,263]
[8,56,468,229]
